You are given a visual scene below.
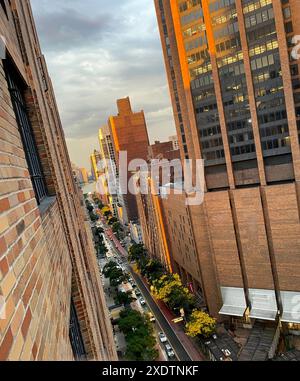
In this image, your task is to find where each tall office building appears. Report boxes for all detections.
[90,150,102,181]
[155,0,300,332]
[98,125,118,215]
[0,0,117,360]
[108,97,150,224]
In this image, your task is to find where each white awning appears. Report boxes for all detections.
[249,289,278,321]
[219,287,247,317]
[281,291,300,324]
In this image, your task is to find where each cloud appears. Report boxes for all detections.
[31,0,176,168]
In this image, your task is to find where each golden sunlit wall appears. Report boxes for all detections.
[90,153,99,181]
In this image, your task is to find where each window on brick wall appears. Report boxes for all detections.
[4,60,48,205]
[69,298,87,361]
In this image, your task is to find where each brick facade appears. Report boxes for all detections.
[151,0,300,328]
[0,0,117,361]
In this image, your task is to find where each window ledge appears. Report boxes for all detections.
[38,196,57,218]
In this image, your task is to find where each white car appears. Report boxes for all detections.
[159,332,167,343]
[165,343,175,358]
[139,298,146,306]
[166,348,175,358]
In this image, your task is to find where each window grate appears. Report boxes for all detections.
[69,298,87,361]
[4,61,48,205]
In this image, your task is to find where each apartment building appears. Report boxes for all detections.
[155,0,300,334]
[0,0,117,360]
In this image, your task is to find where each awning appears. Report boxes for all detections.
[219,287,247,317]
[281,291,300,324]
[249,289,278,321]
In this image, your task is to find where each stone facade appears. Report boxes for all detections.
[0,0,117,361]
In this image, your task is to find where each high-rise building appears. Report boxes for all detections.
[108,97,150,224]
[90,150,102,181]
[0,1,117,360]
[80,168,89,184]
[155,0,300,334]
[98,125,118,214]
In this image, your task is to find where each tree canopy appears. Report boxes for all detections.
[115,291,135,307]
[152,274,195,314]
[103,261,128,287]
[118,309,158,361]
[185,310,216,339]
[128,244,148,270]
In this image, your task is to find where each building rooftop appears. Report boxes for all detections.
[204,333,241,361]
[274,350,300,361]
[238,322,276,361]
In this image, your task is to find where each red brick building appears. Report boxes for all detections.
[0,0,117,360]
[108,97,149,224]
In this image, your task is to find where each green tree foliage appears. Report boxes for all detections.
[118,309,158,361]
[96,236,108,259]
[108,217,118,226]
[103,209,112,218]
[128,244,148,270]
[96,227,104,236]
[103,261,128,287]
[114,291,135,307]
[89,212,99,222]
[141,259,165,284]
[92,196,104,210]
[185,310,216,339]
[152,274,195,314]
[112,222,121,233]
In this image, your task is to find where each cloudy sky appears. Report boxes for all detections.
[31,0,176,170]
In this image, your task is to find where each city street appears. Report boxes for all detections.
[90,203,199,362]
[97,224,174,360]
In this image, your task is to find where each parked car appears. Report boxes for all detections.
[165,343,175,358]
[159,332,167,343]
[139,298,146,306]
[166,348,175,358]
[135,290,141,297]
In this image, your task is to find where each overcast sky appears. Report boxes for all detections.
[31,0,176,170]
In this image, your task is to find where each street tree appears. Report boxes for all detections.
[152,274,195,314]
[141,259,165,284]
[114,291,135,307]
[118,309,158,361]
[108,217,118,226]
[103,261,128,288]
[128,244,147,269]
[185,310,216,339]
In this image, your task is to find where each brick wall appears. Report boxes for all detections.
[0,0,117,361]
